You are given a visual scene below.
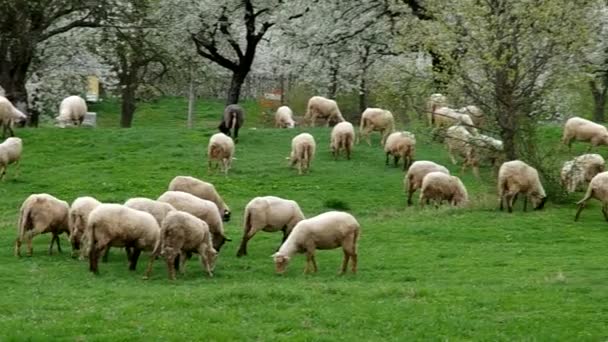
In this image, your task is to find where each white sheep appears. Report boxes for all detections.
[144,211,218,280]
[236,196,305,257]
[445,125,479,177]
[467,133,504,168]
[404,161,450,206]
[458,105,484,128]
[124,197,176,226]
[289,133,316,175]
[498,160,547,212]
[272,211,360,274]
[561,154,605,193]
[56,95,87,127]
[87,204,160,274]
[384,131,416,170]
[157,190,231,251]
[432,107,477,135]
[562,117,608,150]
[330,121,355,160]
[207,133,235,175]
[69,196,101,259]
[0,96,27,138]
[419,172,468,208]
[0,137,22,180]
[574,171,608,221]
[275,106,296,128]
[304,96,345,127]
[14,193,70,257]
[168,175,231,221]
[358,108,395,146]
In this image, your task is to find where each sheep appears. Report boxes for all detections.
[69,196,101,259]
[419,172,468,208]
[445,125,480,177]
[431,107,477,135]
[561,154,606,193]
[124,197,176,226]
[87,204,160,274]
[404,161,450,206]
[304,96,345,127]
[0,137,22,180]
[467,133,504,169]
[14,193,70,257]
[218,104,244,142]
[562,117,608,150]
[289,133,316,175]
[384,131,416,170]
[426,93,448,126]
[207,133,235,175]
[498,160,547,213]
[275,106,295,128]
[272,211,360,275]
[56,95,87,127]
[358,108,395,146]
[168,175,231,221]
[458,105,484,128]
[237,196,305,257]
[144,211,218,280]
[157,190,231,251]
[0,96,27,138]
[574,171,608,221]
[330,121,355,160]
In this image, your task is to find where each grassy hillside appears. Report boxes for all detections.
[1,98,607,340]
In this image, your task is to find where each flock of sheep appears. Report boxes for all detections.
[3,91,608,280]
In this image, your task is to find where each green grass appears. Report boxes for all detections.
[1,97,608,340]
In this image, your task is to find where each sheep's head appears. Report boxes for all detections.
[13,109,27,126]
[212,233,231,252]
[533,195,547,210]
[206,248,218,272]
[222,209,231,222]
[287,120,295,128]
[602,133,608,145]
[272,253,290,274]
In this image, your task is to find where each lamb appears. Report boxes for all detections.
[330,121,355,160]
[0,96,27,138]
[498,160,547,212]
[562,117,608,150]
[458,105,485,128]
[168,175,231,221]
[69,196,101,258]
[404,161,450,206]
[419,172,468,208]
[431,107,477,135]
[56,95,87,127]
[0,137,22,180]
[304,96,345,127]
[358,108,395,146]
[157,190,231,251]
[218,104,244,142]
[207,133,235,175]
[272,211,360,275]
[445,125,479,177]
[289,133,316,175]
[144,211,218,280]
[561,154,605,193]
[124,197,176,226]
[14,193,70,257]
[426,93,448,126]
[384,131,416,170]
[275,106,295,128]
[87,204,160,274]
[574,171,608,221]
[236,196,305,257]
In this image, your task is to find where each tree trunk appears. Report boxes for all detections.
[589,79,607,123]
[120,85,137,128]
[358,74,368,114]
[227,71,247,105]
[279,73,285,105]
[329,64,339,100]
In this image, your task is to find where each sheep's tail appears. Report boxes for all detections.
[230,112,237,130]
[17,202,32,243]
[301,144,311,164]
[344,133,353,150]
[243,208,252,234]
[577,184,594,205]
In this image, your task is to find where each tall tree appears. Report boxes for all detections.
[587,2,608,122]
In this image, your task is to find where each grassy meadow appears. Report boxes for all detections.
[1,97,607,340]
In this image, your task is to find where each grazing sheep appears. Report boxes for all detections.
[445,125,479,177]
[431,107,477,135]
[144,211,218,280]
[330,121,355,160]
[358,108,395,146]
[124,197,176,226]
[168,175,231,221]
[562,117,608,150]
[0,96,27,138]
[574,171,608,221]
[218,104,244,142]
[426,93,448,126]
[0,137,22,180]
[272,211,360,275]
[384,131,416,170]
[419,172,468,208]
[69,196,101,258]
[56,95,87,127]
[561,154,606,193]
[207,133,235,175]
[289,133,316,175]
[498,160,547,213]
[404,161,450,206]
[304,96,345,127]
[275,106,295,128]
[87,204,160,274]
[14,193,70,257]
[237,196,305,257]
[458,105,484,128]
[157,191,231,251]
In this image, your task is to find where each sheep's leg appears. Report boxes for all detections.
[89,244,106,274]
[407,181,415,206]
[0,166,6,180]
[26,236,33,256]
[419,195,426,209]
[385,153,390,166]
[128,248,141,271]
[394,155,400,168]
[234,126,239,143]
[574,201,587,221]
[179,253,188,274]
[340,250,350,275]
[48,234,57,255]
[506,193,517,213]
[602,204,608,221]
[297,161,303,175]
[523,196,528,212]
[198,249,213,277]
[166,254,177,280]
[14,238,21,257]
[310,254,318,273]
[351,253,358,273]
[143,253,157,280]
[499,195,504,211]
[305,252,315,274]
